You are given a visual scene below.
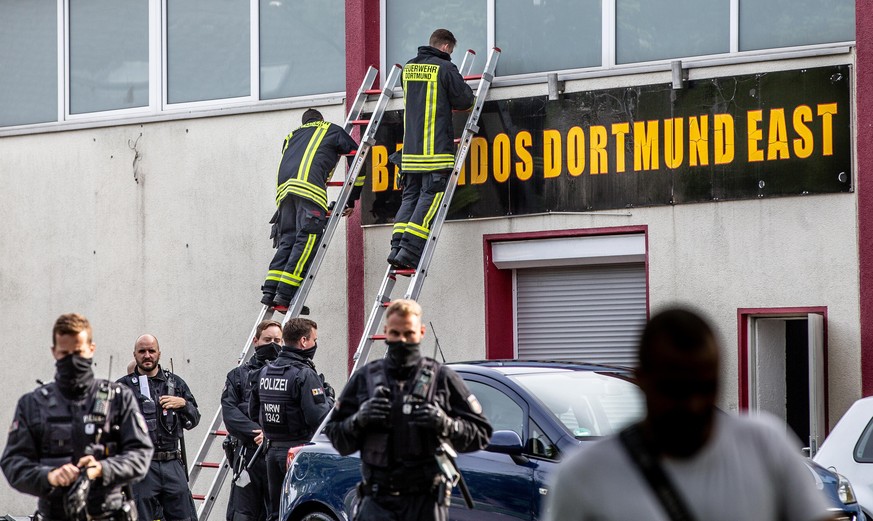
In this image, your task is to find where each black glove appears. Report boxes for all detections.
[319,374,336,399]
[411,403,456,438]
[353,396,391,429]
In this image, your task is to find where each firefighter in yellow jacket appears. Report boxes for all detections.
[262,109,359,308]
[387,29,475,270]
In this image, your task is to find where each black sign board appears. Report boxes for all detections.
[359,66,851,225]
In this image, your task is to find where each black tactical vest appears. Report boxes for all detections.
[128,372,180,448]
[258,362,308,442]
[38,381,117,468]
[360,358,440,468]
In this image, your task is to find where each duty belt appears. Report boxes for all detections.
[153,450,181,461]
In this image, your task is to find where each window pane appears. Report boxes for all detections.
[616,0,728,64]
[496,0,600,75]
[386,0,486,74]
[69,0,148,114]
[739,0,855,51]
[0,0,57,126]
[465,381,524,438]
[168,0,250,104]
[260,0,344,99]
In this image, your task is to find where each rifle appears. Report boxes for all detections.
[435,441,473,509]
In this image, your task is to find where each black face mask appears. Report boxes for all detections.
[299,343,317,360]
[255,342,280,362]
[385,341,421,367]
[55,354,95,395]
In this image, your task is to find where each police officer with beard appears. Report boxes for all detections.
[325,300,491,521]
[249,317,335,521]
[220,320,283,521]
[1,313,153,521]
[118,334,200,521]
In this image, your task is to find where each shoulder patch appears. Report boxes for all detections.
[467,394,483,415]
[311,388,324,396]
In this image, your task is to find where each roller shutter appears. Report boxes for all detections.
[515,263,646,366]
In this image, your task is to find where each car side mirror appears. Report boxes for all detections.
[486,430,524,455]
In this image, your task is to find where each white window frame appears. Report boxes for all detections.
[379,0,853,86]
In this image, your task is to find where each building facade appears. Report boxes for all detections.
[0,0,866,513]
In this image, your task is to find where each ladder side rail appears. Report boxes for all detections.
[350,265,399,375]
[282,64,403,323]
[343,66,379,134]
[196,458,232,520]
[405,48,500,300]
[458,49,475,77]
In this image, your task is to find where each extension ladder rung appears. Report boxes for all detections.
[351,119,370,125]
[364,89,382,95]
[211,430,228,436]
[342,150,358,156]
[197,462,221,469]
[371,334,387,340]
[392,269,416,277]
[193,494,206,501]
[464,74,482,81]
[327,181,345,187]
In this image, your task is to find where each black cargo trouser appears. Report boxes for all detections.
[227,444,269,521]
[391,170,450,260]
[263,197,326,301]
[134,458,197,521]
[354,492,448,521]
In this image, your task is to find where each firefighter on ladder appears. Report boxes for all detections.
[387,29,474,270]
[261,109,360,309]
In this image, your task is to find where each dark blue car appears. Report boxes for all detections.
[279,361,863,521]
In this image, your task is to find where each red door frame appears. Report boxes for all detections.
[482,225,649,360]
[736,307,829,428]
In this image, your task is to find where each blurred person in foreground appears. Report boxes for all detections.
[546,307,836,521]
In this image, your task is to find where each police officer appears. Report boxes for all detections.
[249,317,335,521]
[387,29,474,270]
[324,299,492,521]
[118,334,201,521]
[1,313,153,520]
[220,320,283,521]
[260,108,360,309]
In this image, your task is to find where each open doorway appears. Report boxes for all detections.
[739,308,827,456]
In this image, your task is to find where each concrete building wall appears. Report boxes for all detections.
[0,104,351,513]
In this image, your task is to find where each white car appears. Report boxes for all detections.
[815,396,873,518]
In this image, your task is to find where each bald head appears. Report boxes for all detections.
[134,333,161,376]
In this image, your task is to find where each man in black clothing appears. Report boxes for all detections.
[324,299,491,521]
[221,319,283,521]
[388,29,475,270]
[118,333,201,521]
[261,108,360,309]
[249,318,335,521]
[1,313,153,520]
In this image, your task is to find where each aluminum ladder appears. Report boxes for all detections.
[187,63,401,520]
[349,47,501,376]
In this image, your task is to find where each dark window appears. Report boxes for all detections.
[854,418,873,463]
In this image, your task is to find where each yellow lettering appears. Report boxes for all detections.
[371,146,389,192]
[747,110,764,162]
[590,126,608,174]
[612,123,629,173]
[817,103,837,156]
[568,126,586,176]
[493,134,511,183]
[515,131,533,181]
[793,105,814,159]
[689,116,709,167]
[470,137,488,185]
[392,144,403,190]
[543,130,562,179]
[767,108,789,160]
[714,114,734,165]
[664,118,684,169]
[633,121,659,171]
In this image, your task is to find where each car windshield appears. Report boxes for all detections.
[510,371,645,439]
